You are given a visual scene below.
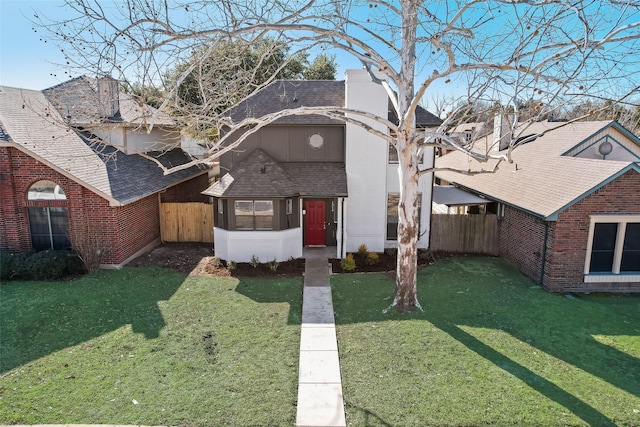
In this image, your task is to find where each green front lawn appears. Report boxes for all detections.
[0,268,302,426]
[332,257,640,427]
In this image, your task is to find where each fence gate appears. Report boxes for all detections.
[430,214,498,255]
[160,202,214,243]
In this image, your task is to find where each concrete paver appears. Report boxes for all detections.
[296,251,346,427]
[296,384,347,427]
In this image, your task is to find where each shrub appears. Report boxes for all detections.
[340,253,356,272]
[211,257,222,268]
[226,260,236,270]
[267,259,279,272]
[357,244,368,258]
[0,251,15,281]
[1,250,85,281]
[23,250,68,280]
[365,251,380,266]
[250,255,260,268]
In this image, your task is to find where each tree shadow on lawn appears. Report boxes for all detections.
[234,277,303,326]
[0,268,185,373]
[332,257,640,427]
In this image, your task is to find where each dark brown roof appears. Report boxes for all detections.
[202,149,347,198]
[226,79,442,127]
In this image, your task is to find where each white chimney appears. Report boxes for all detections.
[493,113,513,151]
[97,76,120,118]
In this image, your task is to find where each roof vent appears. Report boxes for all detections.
[598,140,613,159]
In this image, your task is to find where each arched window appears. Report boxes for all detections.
[27,180,70,250]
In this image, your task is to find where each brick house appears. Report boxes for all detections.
[436,119,640,292]
[0,78,208,267]
[202,70,442,262]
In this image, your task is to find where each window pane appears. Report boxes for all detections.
[621,223,640,272]
[589,223,618,272]
[387,194,399,240]
[28,207,69,250]
[255,216,273,230]
[235,216,254,230]
[254,201,274,216]
[389,145,398,163]
[234,201,253,215]
[28,180,66,200]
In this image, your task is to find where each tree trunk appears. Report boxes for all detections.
[393,0,420,314]
[394,138,421,313]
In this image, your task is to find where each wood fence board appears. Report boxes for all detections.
[160,202,214,243]
[430,214,498,255]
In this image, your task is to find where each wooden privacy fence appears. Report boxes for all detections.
[160,202,214,243]
[430,214,498,255]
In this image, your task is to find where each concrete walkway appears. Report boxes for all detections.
[296,250,346,427]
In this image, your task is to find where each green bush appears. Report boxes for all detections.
[0,250,14,281]
[0,250,85,281]
[357,244,368,258]
[267,259,279,272]
[250,255,260,268]
[340,253,357,272]
[365,251,380,266]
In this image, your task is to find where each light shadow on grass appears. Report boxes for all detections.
[428,319,616,426]
[234,277,303,325]
[331,257,639,426]
[0,267,185,373]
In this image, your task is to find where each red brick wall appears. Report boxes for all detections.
[547,169,640,292]
[498,206,555,286]
[499,169,640,293]
[0,146,162,265]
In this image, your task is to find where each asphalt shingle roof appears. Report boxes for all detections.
[43,76,176,127]
[435,120,640,219]
[202,149,347,198]
[0,84,205,205]
[226,79,441,127]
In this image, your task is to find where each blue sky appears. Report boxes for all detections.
[0,0,74,89]
[0,0,364,91]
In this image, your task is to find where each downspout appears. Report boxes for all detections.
[539,221,549,286]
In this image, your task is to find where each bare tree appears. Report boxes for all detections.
[38,0,640,313]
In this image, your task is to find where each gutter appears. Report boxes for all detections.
[539,221,549,286]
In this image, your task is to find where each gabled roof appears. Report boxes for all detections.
[202,149,347,198]
[435,120,640,220]
[226,79,441,127]
[0,85,205,206]
[43,76,176,127]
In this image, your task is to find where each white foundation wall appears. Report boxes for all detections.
[344,70,389,253]
[214,227,303,262]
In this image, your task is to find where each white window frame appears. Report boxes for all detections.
[584,215,640,283]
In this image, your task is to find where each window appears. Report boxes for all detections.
[27,180,70,250]
[387,193,421,240]
[234,200,274,230]
[585,216,640,280]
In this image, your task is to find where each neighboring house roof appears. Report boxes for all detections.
[0,84,205,206]
[435,120,640,220]
[226,80,442,127]
[202,149,347,198]
[43,76,176,127]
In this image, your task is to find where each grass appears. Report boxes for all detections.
[331,257,640,427]
[0,267,302,426]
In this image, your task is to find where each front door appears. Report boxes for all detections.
[305,200,326,246]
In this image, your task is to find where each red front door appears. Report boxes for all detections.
[305,200,326,246]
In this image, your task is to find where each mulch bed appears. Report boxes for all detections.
[129,242,437,278]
